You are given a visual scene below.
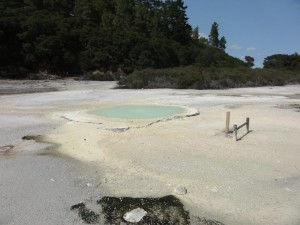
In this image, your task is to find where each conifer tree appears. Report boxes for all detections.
[209,22,226,50]
[219,36,226,51]
[209,22,219,48]
[245,56,255,67]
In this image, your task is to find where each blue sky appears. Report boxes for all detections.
[184,0,300,67]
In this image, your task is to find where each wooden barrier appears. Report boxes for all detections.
[233,118,250,141]
[225,112,230,134]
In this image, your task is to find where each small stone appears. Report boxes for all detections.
[50,179,55,182]
[111,126,129,133]
[175,186,187,195]
[87,183,93,187]
[211,187,219,193]
[70,202,85,210]
[123,208,147,223]
[102,178,107,183]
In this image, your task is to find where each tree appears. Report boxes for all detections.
[162,0,192,45]
[113,0,135,28]
[209,22,219,48]
[0,0,25,78]
[263,53,300,70]
[219,36,226,51]
[0,0,248,79]
[191,26,199,40]
[245,56,255,67]
[209,22,226,51]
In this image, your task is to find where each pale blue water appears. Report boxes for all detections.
[88,105,184,119]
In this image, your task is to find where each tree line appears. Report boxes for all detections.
[263,53,300,70]
[1,0,299,87]
[1,0,247,79]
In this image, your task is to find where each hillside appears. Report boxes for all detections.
[1,0,299,88]
[1,0,245,78]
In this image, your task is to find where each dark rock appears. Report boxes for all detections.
[71,202,100,224]
[97,195,190,225]
[71,196,226,225]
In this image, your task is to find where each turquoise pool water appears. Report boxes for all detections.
[88,105,185,120]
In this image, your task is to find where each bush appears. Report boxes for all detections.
[83,71,114,81]
[118,66,300,89]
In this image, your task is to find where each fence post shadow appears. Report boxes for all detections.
[236,130,253,141]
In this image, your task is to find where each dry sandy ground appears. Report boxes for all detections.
[0,80,300,225]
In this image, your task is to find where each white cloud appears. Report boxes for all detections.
[230,44,242,50]
[246,47,256,51]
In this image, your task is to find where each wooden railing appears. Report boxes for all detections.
[233,118,250,141]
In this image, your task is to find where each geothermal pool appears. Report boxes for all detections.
[88,105,185,120]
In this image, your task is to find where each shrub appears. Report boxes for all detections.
[83,71,114,81]
[118,66,300,89]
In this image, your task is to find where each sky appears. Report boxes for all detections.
[184,0,300,67]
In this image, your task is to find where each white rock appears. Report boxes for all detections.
[86,183,93,187]
[123,208,147,223]
[175,186,187,195]
[211,187,219,193]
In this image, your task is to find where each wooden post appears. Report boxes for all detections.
[233,125,237,141]
[246,117,250,133]
[225,112,230,134]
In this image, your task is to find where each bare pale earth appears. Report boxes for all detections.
[1,81,300,225]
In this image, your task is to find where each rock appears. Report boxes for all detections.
[123,208,147,223]
[111,126,129,133]
[70,202,100,223]
[191,216,226,225]
[86,183,93,187]
[0,145,14,152]
[211,187,219,193]
[70,202,85,210]
[98,125,129,133]
[102,178,107,183]
[175,186,187,195]
[97,195,190,224]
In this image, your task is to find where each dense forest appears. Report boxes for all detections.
[1,0,300,88]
